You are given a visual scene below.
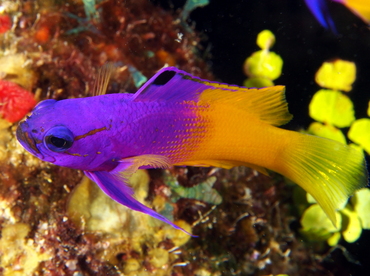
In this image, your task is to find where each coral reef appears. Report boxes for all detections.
[0,0,367,275]
[0,0,211,274]
[0,0,211,103]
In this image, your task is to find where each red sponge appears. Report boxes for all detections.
[0,80,36,123]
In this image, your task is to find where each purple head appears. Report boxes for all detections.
[16,97,119,171]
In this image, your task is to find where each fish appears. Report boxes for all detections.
[305,0,370,33]
[305,0,337,32]
[16,66,368,234]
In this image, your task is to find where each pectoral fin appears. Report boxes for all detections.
[84,155,194,235]
[114,154,173,176]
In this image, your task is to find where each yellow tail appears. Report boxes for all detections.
[275,131,368,224]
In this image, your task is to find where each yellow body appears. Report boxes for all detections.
[176,85,367,225]
[343,0,370,21]
[337,0,370,22]
[192,107,289,171]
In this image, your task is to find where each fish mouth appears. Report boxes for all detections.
[16,121,55,163]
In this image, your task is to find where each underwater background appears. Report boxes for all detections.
[0,0,370,275]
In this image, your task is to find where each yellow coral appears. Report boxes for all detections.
[243,51,283,81]
[67,170,155,237]
[159,220,192,247]
[243,77,274,88]
[0,223,51,276]
[300,204,341,242]
[348,118,370,154]
[301,188,368,246]
[307,122,346,144]
[340,206,362,243]
[243,30,283,86]
[0,54,36,91]
[315,59,356,92]
[351,188,370,229]
[309,89,355,127]
[327,232,341,247]
[301,57,367,247]
[256,29,275,50]
[123,258,141,274]
[147,248,169,268]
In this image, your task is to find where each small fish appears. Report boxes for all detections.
[16,66,368,234]
[305,0,370,33]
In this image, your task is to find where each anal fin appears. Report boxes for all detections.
[84,154,194,236]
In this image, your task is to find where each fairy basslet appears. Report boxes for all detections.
[304,0,337,32]
[16,67,368,234]
[305,0,370,33]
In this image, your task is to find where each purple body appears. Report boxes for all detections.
[16,67,218,235]
[17,69,211,172]
[17,94,191,171]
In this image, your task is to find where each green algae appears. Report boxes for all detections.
[164,171,222,205]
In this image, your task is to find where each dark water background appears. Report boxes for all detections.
[154,0,370,128]
[152,0,370,275]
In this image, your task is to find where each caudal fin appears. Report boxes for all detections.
[279,132,368,225]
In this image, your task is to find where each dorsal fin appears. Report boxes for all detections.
[198,85,292,126]
[92,63,114,96]
[132,67,292,126]
[131,67,207,102]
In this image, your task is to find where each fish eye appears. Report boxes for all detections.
[44,126,74,152]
